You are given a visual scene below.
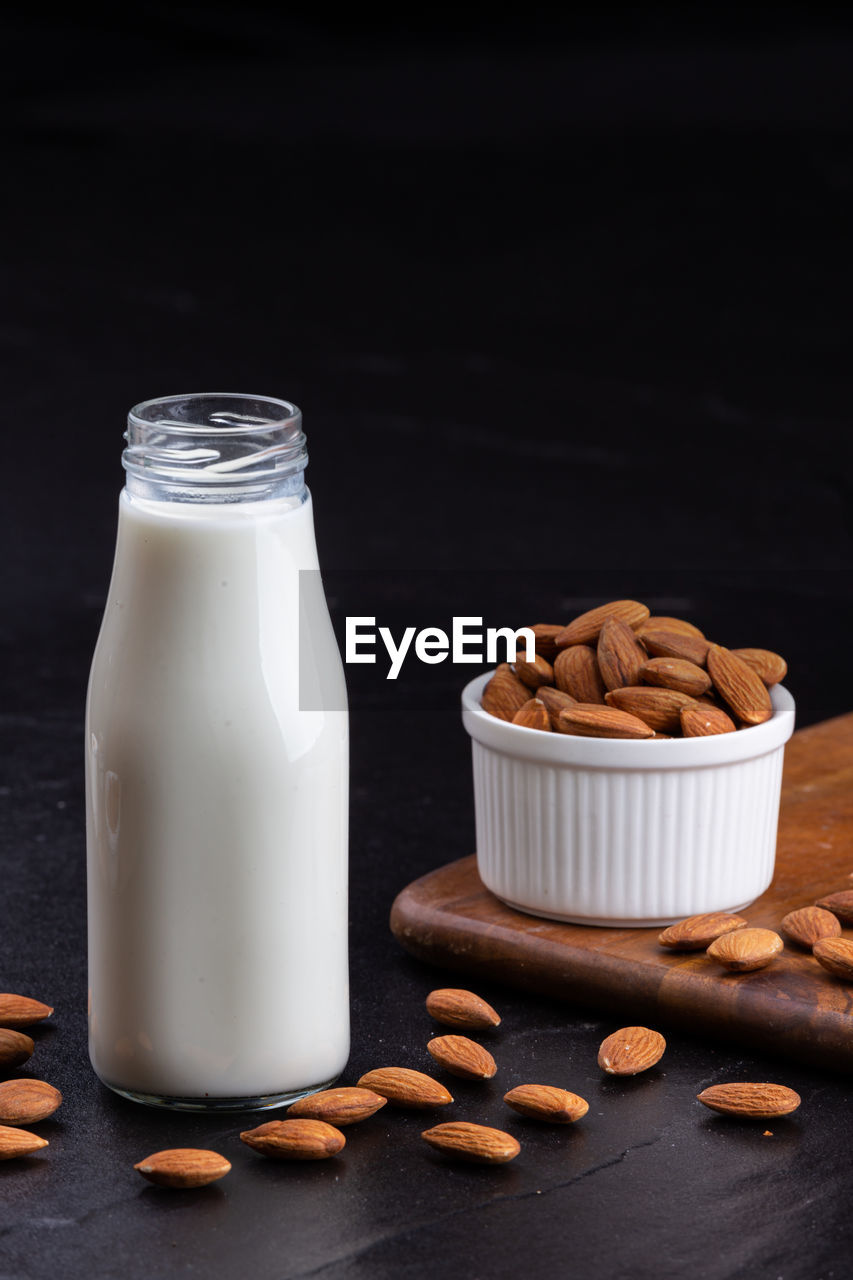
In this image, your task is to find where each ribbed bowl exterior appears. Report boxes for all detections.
[462,674,795,927]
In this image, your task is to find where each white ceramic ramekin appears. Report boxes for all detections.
[461,672,796,927]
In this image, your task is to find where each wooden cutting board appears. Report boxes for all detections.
[390,712,853,1071]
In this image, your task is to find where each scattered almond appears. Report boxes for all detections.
[557,703,655,739]
[512,698,551,731]
[706,928,783,972]
[658,912,749,951]
[481,664,530,722]
[813,937,853,981]
[0,995,53,1028]
[814,890,853,923]
[731,648,788,686]
[0,1080,62,1125]
[0,1124,49,1160]
[680,703,737,737]
[503,1084,589,1124]
[512,653,554,690]
[555,600,650,648]
[553,646,606,704]
[426,989,501,1030]
[421,1121,520,1164]
[240,1119,345,1160]
[134,1148,231,1187]
[780,906,841,950]
[640,629,711,667]
[640,657,711,698]
[427,1035,497,1080]
[597,1027,666,1075]
[286,1087,387,1126]
[597,618,648,691]
[604,687,695,733]
[0,1029,35,1069]
[706,645,773,726]
[357,1067,453,1108]
[696,1083,801,1119]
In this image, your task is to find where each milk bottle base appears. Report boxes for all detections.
[105,1073,343,1114]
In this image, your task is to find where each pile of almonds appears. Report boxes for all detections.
[481,599,788,739]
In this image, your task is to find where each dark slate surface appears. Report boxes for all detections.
[1,10,852,1279]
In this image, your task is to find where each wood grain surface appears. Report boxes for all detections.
[390,713,853,1070]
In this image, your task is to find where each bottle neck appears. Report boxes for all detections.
[123,393,308,504]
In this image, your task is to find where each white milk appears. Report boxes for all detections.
[86,489,349,1104]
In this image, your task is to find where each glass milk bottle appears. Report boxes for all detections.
[85,394,349,1111]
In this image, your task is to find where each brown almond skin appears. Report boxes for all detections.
[537,685,578,728]
[0,1080,62,1125]
[0,1029,35,1069]
[815,890,853,923]
[706,645,773,726]
[481,665,531,722]
[813,937,853,981]
[658,912,748,951]
[0,995,54,1028]
[556,600,650,648]
[605,687,695,733]
[512,653,554,690]
[426,989,501,1030]
[521,623,563,663]
[638,616,705,639]
[553,646,606,704]
[680,703,737,737]
[640,629,711,667]
[504,1084,589,1124]
[707,927,783,972]
[512,698,551,731]
[780,906,841,950]
[697,1083,800,1119]
[421,1121,520,1164]
[240,1119,345,1160]
[427,1035,497,1081]
[357,1068,453,1108]
[731,648,788,686]
[557,703,655,739]
[134,1148,231,1186]
[0,1124,49,1160]
[640,657,712,698]
[598,1027,666,1075]
[286,1088,387,1126]
[597,618,648,691]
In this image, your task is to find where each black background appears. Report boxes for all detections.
[2,7,853,1279]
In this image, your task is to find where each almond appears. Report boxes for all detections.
[522,623,563,663]
[780,906,841,950]
[536,685,578,727]
[481,664,531,722]
[240,1119,345,1160]
[557,703,655,740]
[731,648,788,686]
[553,645,606,704]
[696,1083,801,1119]
[286,1087,387,1126]
[0,1029,35,1069]
[0,1124,49,1160]
[512,698,551,731]
[814,890,853,923]
[597,618,648,691]
[421,1121,520,1164]
[556,599,650,648]
[512,653,554,690]
[640,629,711,667]
[0,995,53,1028]
[639,657,711,698]
[813,937,853,981]
[426,989,501,1030]
[0,1080,62,1125]
[427,1035,497,1080]
[357,1067,453,1108]
[707,927,783,971]
[680,703,737,737]
[503,1084,589,1124]
[658,912,749,951]
[706,645,773,726]
[134,1148,231,1187]
[597,1027,666,1075]
[604,687,695,733]
[638,616,705,639]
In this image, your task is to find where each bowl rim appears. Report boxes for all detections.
[461,670,795,769]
